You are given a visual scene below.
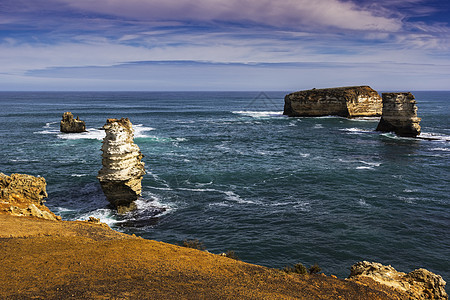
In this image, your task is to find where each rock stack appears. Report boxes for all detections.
[97,118,145,213]
[0,173,59,220]
[349,261,447,300]
[60,112,86,133]
[376,92,421,137]
[283,86,382,118]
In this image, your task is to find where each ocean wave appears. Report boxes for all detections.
[57,128,105,140]
[349,117,380,122]
[420,132,450,142]
[76,208,125,227]
[232,111,284,118]
[133,124,155,138]
[340,128,372,134]
[314,124,323,129]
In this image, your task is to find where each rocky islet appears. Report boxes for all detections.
[376,92,421,137]
[60,111,86,133]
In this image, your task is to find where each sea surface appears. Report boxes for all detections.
[1,91,449,282]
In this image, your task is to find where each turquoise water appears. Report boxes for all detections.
[0,91,449,282]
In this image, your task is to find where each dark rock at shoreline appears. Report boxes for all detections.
[376,92,421,137]
[284,86,382,118]
[97,118,146,213]
[60,112,86,133]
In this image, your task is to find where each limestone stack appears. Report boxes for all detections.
[60,112,86,133]
[0,173,59,220]
[349,261,447,300]
[283,86,382,118]
[97,118,145,213]
[376,92,421,137]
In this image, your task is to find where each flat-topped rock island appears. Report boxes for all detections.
[284,86,382,118]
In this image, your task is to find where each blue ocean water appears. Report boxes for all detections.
[0,91,449,282]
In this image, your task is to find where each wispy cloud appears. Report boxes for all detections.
[0,0,449,90]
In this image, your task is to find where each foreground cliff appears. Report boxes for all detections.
[284,86,382,117]
[0,174,447,299]
[97,118,146,213]
[0,173,59,220]
[376,92,421,137]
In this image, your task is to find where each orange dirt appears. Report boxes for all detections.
[0,213,407,299]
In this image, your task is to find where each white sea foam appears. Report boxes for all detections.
[358,199,371,207]
[340,128,372,134]
[43,122,57,128]
[430,147,450,152]
[232,111,284,118]
[133,124,155,138]
[349,117,380,122]
[356,166,374,170]
[71,174,88,177]
[420,132,450,142]
[57,128,105,140]
[314,124,323,129]
[76,208,125,227]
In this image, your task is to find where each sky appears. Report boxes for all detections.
[0,0,449,91]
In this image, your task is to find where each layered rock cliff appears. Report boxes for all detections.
[60,112,86,133]
[97,118,145,213]
[284,86,382,118]
[349,261,447,300]
[0,173,59,220]
[376,92,421,137]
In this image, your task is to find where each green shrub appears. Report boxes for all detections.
[181,239,206,250]
[308,263,322,274]
[283,263,307,275]
[224,250,240,260]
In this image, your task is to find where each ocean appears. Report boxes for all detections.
[0,91,449,282]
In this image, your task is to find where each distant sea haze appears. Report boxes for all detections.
[0,91,448,283]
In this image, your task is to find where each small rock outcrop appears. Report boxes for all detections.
[376,92,421,137]
[97,118,145,213]
[349,261,447,300]
[0,173,60,220]
[60,112,86,133]
[284,86,382,118]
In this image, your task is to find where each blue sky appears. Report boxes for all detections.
[1,0,449,91]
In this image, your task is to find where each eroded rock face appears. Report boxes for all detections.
[97,118,145,213]
[376,92,421,137]
[349,261,447,300]
[0,173,59,220]
[284,86,382,118]
[60,112,86,133]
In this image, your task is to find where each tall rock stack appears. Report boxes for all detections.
[283,86,382,118]
[376,92,421,137]
[97,118,146,213]
[60,112,86,133]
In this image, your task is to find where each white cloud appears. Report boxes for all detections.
[59,0,402,32]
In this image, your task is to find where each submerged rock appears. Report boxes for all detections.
[60,112,86,133]
[376,92,421,137]
[283,86,382,118]
[97,118,145,213]
[349,261,447,300]
[0,173,59,220]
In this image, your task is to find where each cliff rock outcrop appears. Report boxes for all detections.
[284,86,382,118]
[0,173,59,220]
[349,261,447,300]
[376,92,421,137]
[97,118,145,213]
[60,112,86,133]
